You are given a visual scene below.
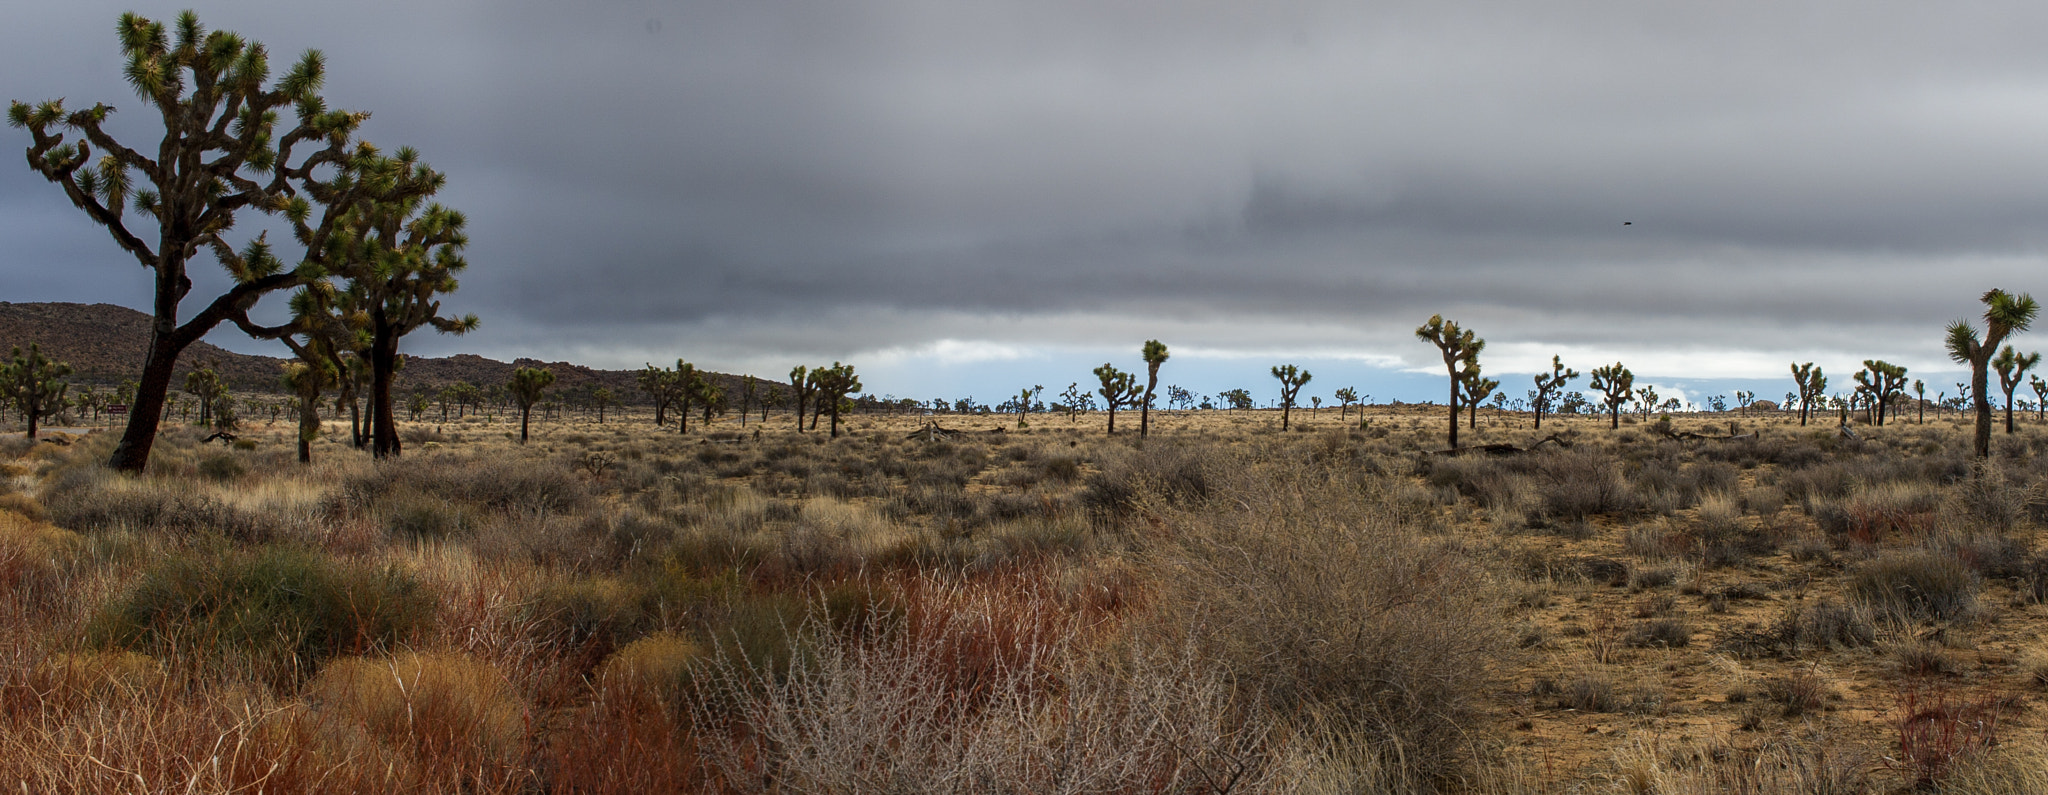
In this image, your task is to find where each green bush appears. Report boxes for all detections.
[86,546,434,682]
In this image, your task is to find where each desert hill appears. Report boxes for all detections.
[0,301,764,401]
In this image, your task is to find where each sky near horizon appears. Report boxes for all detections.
[5,2,2047,407]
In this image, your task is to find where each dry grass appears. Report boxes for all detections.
[7,404,2048,791]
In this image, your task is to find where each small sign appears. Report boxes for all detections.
[108,404,129,415]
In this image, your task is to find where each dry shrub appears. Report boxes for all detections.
[1850,550,1979,623]
[1147,456,1505,788]
[1808,482,1940,543]
[1717,600,1877,659]
[690,604,1282,794]
[306,653,526,771]
[597,632,703,703]
[40,466,283,541]
[87,546,436,683]
[1530,448,1637,522]
[339,452,592,516]
[0,510,82,615]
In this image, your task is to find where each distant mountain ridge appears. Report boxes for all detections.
[0,301,757,400]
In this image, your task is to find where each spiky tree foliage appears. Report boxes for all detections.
[1013,385,1041,428]
[591,387,614,423]
[1271,364,1311,431]
[1790,363,1827,427]
[1415,315,1482,448]
[1531,355,1578,431]
[1915,380,1927,424]
[1992,346,2041,435]
[1059,382,1086,422]
[695,375,725,428]
[279,359,334,462]
[1948,289,2041,458]
[9,12,395,472]
[1588,363,1633,429]
[738,376,755,426]
[1634,385,1659,420]
[637,365,676,426]
[1139,339,1168,437]
[507,367,553,444]
[0,345,73,440]
[255,280,361,462]
[811,363,861,438]
[1092,364,1142,435]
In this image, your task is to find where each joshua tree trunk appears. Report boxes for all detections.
[369,326,402,458]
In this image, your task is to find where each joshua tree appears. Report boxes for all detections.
[1915,380,1927,424]
[788,365,814,432]
[1993,346,2041,434]
[1013,385,1041,427]
[1139,339,1168,437]
[8,12,414,472]
[0,345,72,439]
[1634,385,1660,420]
[1093,363,1143,434]
[673,361,701,434]
[1271,364,1311,431]
[1947,289,2041,458]
[638,365,677,426]
[738,376,755,426]
[1462,373,1497,430]
[1850,360,1908,426]
[1588,363,1634,429]
[182,366,224,429]
[1415,315,1482,448]
[2033,376,2048,423]
[811,363,861,438]
[1790,363,1827,427]
[591,387,614,423]
[1219,388,1253,412]
[1059,382,1086,422]
[1734,390,1754,414]
[1531,356,1578,431]
[507,367,553,444]
[1334,387,1359,418]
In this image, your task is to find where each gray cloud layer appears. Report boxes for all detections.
[7,1,2048,392]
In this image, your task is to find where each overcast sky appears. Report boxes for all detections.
[7,1,2048,406]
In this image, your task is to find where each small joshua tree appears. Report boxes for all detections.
[592,387,614,423]
[1271,364,1311,431]
[1588,363,1634,429]
[1948,289,2040,458]
[507,366,553,444]
[1790,363,1827,427]
[1531,356,1578,431]
[1462,373,1497,430]
[1415,315,1482,447]
[1334,387,1359,418]
[1634,385,1659,420]
[788,365,812,431]
[1992,346,2041,434]
[0,345,72,439]
[1059,382,1086,422]
[1139,339,1168,437]
[1093,363,1142,435]
[1916,380,1927,424]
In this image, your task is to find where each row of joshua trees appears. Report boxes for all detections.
[1414,289,2039,460]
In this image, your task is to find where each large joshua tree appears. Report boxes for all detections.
[1415,315,1482,448]
[1531,355,1578,431]
[1092,363,1142,435]
[1271,364,1312,431]
[1588,363,1634,429]
[1139,339,1168,437]
[10,12,390,472]
[1947,289,2040,458]
[508,367,554,444]
[1992,346,2041,434]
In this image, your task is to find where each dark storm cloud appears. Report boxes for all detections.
[8,1,2048,390]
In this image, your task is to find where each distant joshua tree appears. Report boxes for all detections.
[1415,315,1482,448]
[1947,289,2040,458]
[1992,346,2041,434]
[0,345,72,440]
[1915,380,1926,424]
[1271,364,1311,431]
[788,365,812,432]
[507,367,554,444]
[811,363,861,438]
[2032,376,2048,423]
[1140,340,1168,437]
[1588,363,1634,429]
[1093,363,1143,435]
[1531,356,1578,431]
[1334,387,1359,418]
[1790,363,1827,427]
[1059,382,1087,422]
